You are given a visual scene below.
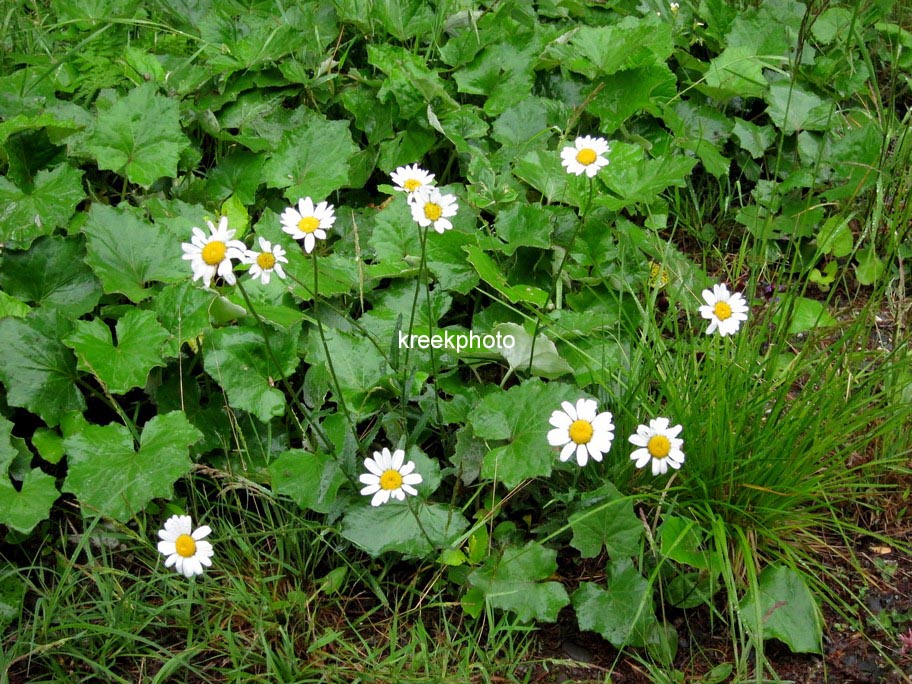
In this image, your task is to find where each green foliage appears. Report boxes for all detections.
[84,83,190,186]
[62,412,201,521]
[740,565,823,654]
[1,0,909,678]
[468,542,570,623]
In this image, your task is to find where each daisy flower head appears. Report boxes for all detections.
[359,447,423,507]
[561,135,610,177]
[628,418,685,476]
[181,216,246,288]
[390,164,435,199]
[280,197,336,253]
[244,237,288,285]
[699,283,749,336]
[548,398,615,467]
[409,186,458,234]
[156,515,214,578]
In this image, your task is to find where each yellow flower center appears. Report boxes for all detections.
[568,419,594,445]
[713,301,732,320]
[256,252,276,270]
[175,534,197,558]
[297,216,320,234]
[404,178,422,191]
[576,148,597,165]
[647,435,671,459]
[379,469,403,491]
[201,241,227,266]
[424,202,443,221]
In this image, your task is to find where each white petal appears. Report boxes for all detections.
[402,473,422,486]
[157,540,176,555]
[560,401,577,420]
[390,449,405,470]
[549,410,573,429]
[364,457,383,476]
[191,526,211,540]
[576,444,589,466]
[559,442,576,462]
[361,483,381,496]
[548,427,570,446]
[371,489,391,506]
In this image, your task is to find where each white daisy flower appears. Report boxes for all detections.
[560,135,611,177]
[243,237,288,285]
[698,283,749,336]
[359,447,423,507]
[280,197,336,253]
[409,186,458,233]
[628,417,685,476]
[390,164,435,199]
[670,1,680,12]
[547,398,615,467]
[156,514,214,578]
[181,216,246,288]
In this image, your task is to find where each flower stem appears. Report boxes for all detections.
[235,279,335,455]
[312,250,358,438]
[406,495,435,551]
[528,176,596,372]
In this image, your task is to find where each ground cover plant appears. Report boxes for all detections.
[1,0,911,681]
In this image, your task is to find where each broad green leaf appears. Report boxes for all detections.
[31,428,65,465]
[0,291,30,318]
[765,82,834,134]
[454,40,540,116]
[513,148,589,208]
[85,83,190,186]
[63,411,202,522]
[0,236,101,317]
[206,150,264,204]
[465,246,549,308]
[368,44,457,119]
[773,295,837,335]
[203,326,300,422]
[569,483,642,559]
[732,117,775,158]
[303,327,389,418]
[572,559,656,647]
[739,565,822,654]
[658,516,720,571]
[468,542,570,623]
[812,8,854,43]
[371,0,436,41]
[153,281,218,357]
[494,323,572,379]
[341,501,469,557]
[64,310,169,394]
[0,468,59,534]
[270,449,346,514]
[600,153,698,208]
[661,102,731,179]
[0,416,59,534]
[471,379,581,488]
[493,203,554,255]
[587,66,677,133]
[855,247,885,285]
[725,0,806,58]
[368,198,422,263]
[262,110,357,201]
[0,310,84,426]
[425,229,479,294]
[544,17,673,79]
[0,165,85,247]
[82,204,187,302]
[702,46,769,99]
[492,97,564,149]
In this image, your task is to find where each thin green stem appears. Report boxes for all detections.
[406,495,435,551]
[528,175,596,372]
[312,250,358,438]
[234,279,334,455]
